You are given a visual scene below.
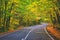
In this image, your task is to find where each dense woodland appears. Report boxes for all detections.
[0,0,60,32]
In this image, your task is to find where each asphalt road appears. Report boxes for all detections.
[0,23,53,40]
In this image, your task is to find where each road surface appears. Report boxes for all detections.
[0,23,53,40]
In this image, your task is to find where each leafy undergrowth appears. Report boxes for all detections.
[47,25,60,40]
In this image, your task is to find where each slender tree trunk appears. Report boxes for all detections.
[6,2,14,30]
[56,10,60,24]
[3,0,8,31]
[0,0,2,28]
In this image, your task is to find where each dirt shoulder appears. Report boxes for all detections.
[46,25,60,40]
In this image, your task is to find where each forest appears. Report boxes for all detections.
[0,0,60,32]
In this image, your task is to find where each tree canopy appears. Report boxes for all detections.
[0,0,60,32]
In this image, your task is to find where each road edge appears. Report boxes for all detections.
[44,27,54,40]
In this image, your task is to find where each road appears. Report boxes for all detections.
[0,23,54,40]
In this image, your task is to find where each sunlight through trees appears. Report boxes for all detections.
[0,0,60,32]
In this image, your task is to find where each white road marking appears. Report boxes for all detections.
[21,25,43,40]
[21,25,45,40]
[21,29,34,40]
[44,27,54,40]
[21,24,53,40]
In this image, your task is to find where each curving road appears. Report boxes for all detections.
[0,23,54,40]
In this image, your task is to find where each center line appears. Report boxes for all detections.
[21,29,33,40]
